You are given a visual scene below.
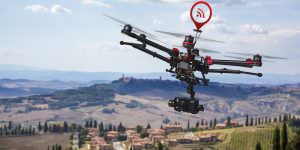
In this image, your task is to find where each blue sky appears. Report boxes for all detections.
[1,0,300,75]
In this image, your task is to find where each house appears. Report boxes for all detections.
[163,124,183,133]
[148,128,165,139]
[99,143,113,150]
[215,123,226,129]
[166,139,177,147]
[199,134,218,142]
[106,131,118,141]
[152,135,165,143]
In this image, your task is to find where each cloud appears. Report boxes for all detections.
[82,0,111,9]
[24,4,71,14]
[180,11,190,23]
[239,24,268,35]
[206,15,233,34]
[24,5,48,13]
[152,19,162,25]
[50,5,72,14]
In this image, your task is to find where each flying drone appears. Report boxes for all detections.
[104,1,287,114]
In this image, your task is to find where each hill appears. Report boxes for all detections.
[0,78,300,126]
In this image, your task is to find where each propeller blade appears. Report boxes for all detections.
[156,30,186,38]
[103,13,157,38]
[156,30,224,43]
[260,55,288,60]
[227,52,288,60]
[224,55,275,63]
[198,37,225,44]
[197,48,220,53]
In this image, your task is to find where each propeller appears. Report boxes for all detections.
[156,30,225,44]
[173,45,220,54]
[227,52,288,60]
[103,13,157,39]
[224,55,275,62]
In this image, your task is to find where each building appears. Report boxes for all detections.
[163,124,183,133]
[215,123,226,129]
[165,139,177,147]
[106,131,118,141]
[199,134,218,142]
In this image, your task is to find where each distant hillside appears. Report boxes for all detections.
[1,78,299,109]
[0,64,300,84]
[0,78,98,98]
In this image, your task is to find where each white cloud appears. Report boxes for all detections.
[24,4,71,15]
[24,5,48,13]
[50,5,72,14]
[239,24,268,35]
[82,0,111,9]
[180,11,190,23]
[152,19,162,25]
[206,15,233,34]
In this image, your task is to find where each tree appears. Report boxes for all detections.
[93,120,97,128]
[44,122,48,133]
[245,115,249,126]
[187,120,190,129]
[158,142,163,150]
[99,122,104,132]
[85,120,89,128]
[250,117,254,126]
[273,127,280,150]
[258,118,261,125]
[209,120,213,128]
[226,117,231,127]
[256,142,262,150]
[201,120,204,126]
[279,115,282,122]
[63,121,68,132]
[8,121,12,130]
[162,118,170,124]
[89,120,93,128]
[160,124,163,129]
[282,122,288,150]
[38,122,42,132]
[146,123,151,129]
[287,130,300,150]
[196,121,199,128]
[213,118,217,128]
[135,125,143,133]
[255,118,258,126]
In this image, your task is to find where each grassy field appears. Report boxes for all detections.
[0,133,71,150]
[193,124,294,150]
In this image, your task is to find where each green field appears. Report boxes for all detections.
[193,124,294,150]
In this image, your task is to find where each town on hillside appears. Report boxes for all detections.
[1,113,300,150]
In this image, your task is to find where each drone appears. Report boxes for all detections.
[104,1,287,114]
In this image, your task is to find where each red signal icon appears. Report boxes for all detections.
[196,8,205,18]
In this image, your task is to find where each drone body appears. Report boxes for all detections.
[104,1,271,114]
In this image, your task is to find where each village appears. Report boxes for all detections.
[77,120,241,150]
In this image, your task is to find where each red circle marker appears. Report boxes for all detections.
[190,1,213,30]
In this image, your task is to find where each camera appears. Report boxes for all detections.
[168,97,204,114]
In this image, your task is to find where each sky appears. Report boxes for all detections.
[0,0,300,75]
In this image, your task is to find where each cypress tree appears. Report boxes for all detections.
[282,122,288,150]
[44,122,48,133]
[213,118,217,128]
[93,120,97,128]
[245,115,249,126]
[256,142,262,150]
[273,127,280,150]
[226,117,231,127]
[250,117,254,126]
[209,120,213,128]
[63,121,68,132]
[38,122,42,132]
[196,121,199,128]
[146,123,151,129]
[187,120,190,129]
